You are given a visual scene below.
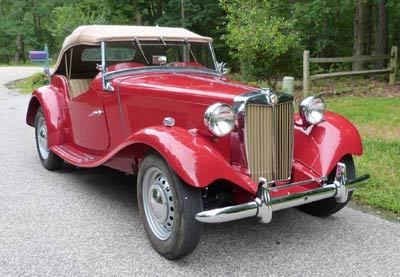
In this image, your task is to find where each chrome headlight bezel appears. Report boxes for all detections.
[204,103,235,137]
[299,96,325,125]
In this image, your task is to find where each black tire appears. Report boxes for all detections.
[137,153,203,259]
[298,155,355,217]
[34,108,63,170]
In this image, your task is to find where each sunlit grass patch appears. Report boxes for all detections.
[353,139,400,213]
[327,97,400,213]
[11,72,48,94]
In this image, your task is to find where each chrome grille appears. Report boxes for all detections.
[245,102,294,182]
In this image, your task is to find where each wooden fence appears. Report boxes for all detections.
[303,46,398,96]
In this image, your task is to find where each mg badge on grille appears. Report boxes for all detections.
[269,94,278,105]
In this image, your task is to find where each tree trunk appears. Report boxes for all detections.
[14,34,24,64]
[181,0,185,27]
[375,0,388,68]
[132,0,142,25]
[135,10,142,25]
[156,0,163,17]
[393,0,400,49]
[32,0,41,35]
[353,0,371,70]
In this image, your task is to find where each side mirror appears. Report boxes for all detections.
[217,62,230,75]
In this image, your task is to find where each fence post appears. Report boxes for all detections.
[389,46,398,84]
[303,50,310,96]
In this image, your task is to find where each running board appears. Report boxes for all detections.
[51,145,101,166]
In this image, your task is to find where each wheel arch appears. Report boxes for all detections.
[26,96,41,127]
[116,126,255,194]
[26,87,66,147]
[294,111,363,177]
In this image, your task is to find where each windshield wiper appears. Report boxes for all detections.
[185,39,198,64]
[134,37,150,65]
[160,37,167,48]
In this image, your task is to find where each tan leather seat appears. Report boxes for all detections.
[68,79,91,98]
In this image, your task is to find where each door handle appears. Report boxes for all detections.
[89,110,104,117]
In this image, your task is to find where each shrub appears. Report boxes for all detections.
[221,0,301,87]
[31,72,48,87]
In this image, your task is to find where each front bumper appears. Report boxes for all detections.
[196,163,370,224]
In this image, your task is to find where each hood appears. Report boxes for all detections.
[112,70,258,103]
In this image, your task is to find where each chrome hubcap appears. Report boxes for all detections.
[142,167,175,240]
[36,117,49,160]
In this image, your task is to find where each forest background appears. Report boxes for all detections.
[0,0,398,83]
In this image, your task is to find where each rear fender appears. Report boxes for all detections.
[294,111,363,177]
[122,126,255,193]
[26,86,65,147]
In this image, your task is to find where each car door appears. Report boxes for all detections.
[68,84,110,151]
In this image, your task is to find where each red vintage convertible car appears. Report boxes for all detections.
[26,25,369,259]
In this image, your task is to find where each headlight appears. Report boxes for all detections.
[204,103,235,137]
[299,96,325,125]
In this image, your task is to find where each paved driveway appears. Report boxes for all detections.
[0,67,399,276]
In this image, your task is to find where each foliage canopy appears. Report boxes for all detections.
[0,0,399,82]
[222,0,301,85]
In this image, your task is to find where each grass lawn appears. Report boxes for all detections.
[12,76,37,94]
[327,96,400,213]
[0,63,40,67]
[9,72,48,94]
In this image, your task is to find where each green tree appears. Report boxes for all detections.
[293,0,354,58]
[157,0,229,64]
[221,0,300,85]
[50,0,107,48]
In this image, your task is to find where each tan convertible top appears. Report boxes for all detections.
[62,25,212,49]
[54,25,213,75]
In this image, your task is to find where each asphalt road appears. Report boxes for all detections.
[1,67,400,276]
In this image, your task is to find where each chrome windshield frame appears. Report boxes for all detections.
[100,39,220,84]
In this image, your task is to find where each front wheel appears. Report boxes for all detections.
[137,153,203,259]
[298,155,355,217]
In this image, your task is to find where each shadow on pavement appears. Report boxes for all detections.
[51,162,344,267]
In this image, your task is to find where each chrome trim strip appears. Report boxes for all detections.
[196,163,370,224]
[105,66,223,81]
[208,42,219,71]
[100,41,114,92]
[272,102,277,179]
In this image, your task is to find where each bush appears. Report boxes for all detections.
[31,72,48,87]
[221,0,301,87]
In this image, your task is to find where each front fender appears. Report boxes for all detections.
[122,126,255,193]
[294,111,363,177]
[26,86,65,147]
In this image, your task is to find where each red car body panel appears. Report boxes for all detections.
[294,112,363,177]
[26,84,66,148]
[26,69,363,200]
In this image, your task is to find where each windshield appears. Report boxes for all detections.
[91,40,217,71]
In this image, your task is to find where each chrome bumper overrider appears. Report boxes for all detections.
[196,163,370,224]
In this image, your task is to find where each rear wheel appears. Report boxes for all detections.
[34,108,63,170]
[137,153,203,259]
[298,155,355,217]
